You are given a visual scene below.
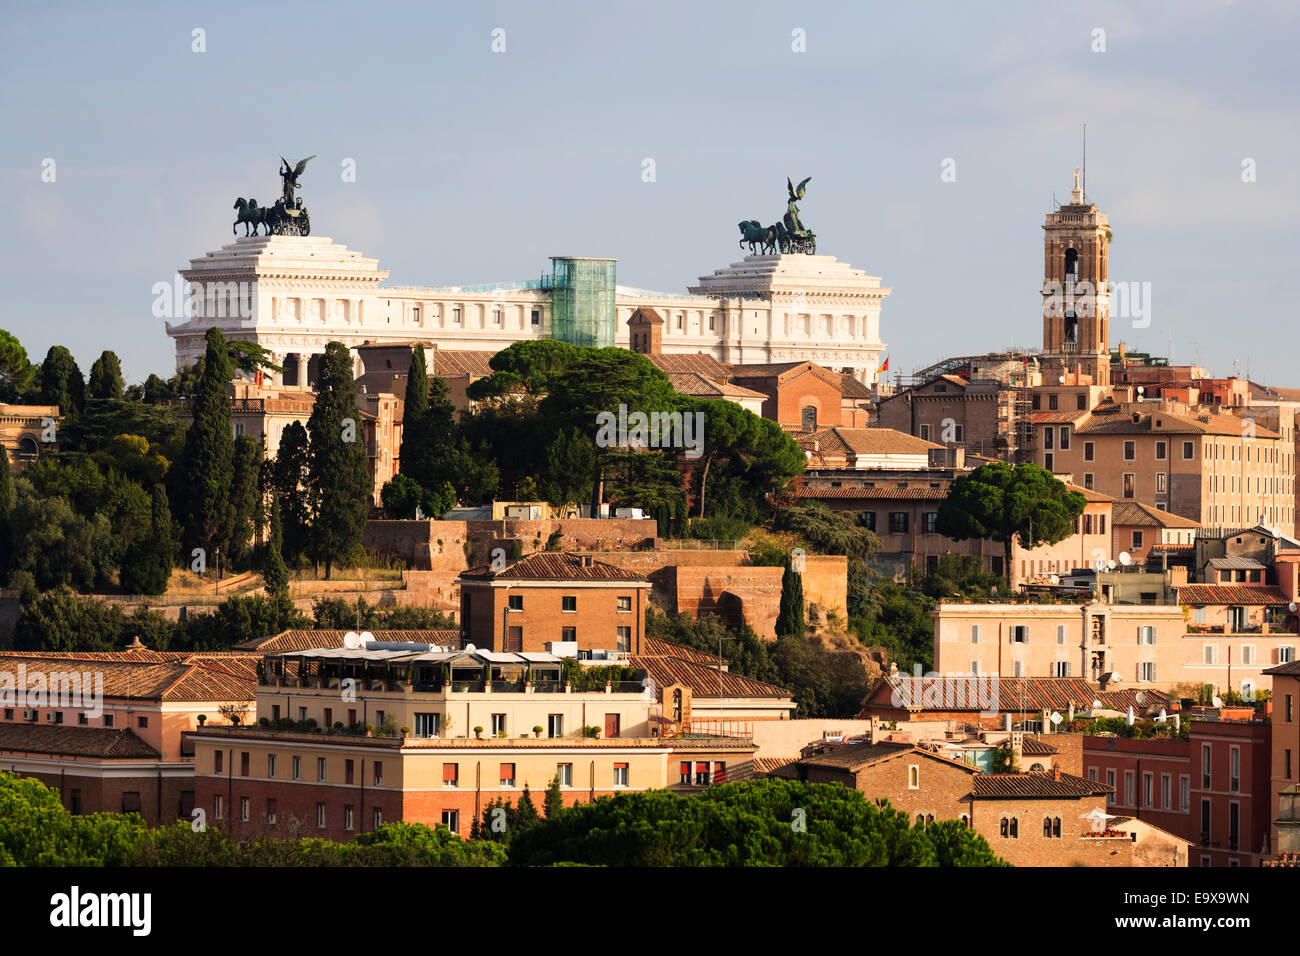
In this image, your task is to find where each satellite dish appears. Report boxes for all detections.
[358,631,374,645]
[1109,672,1122,683]
[1126,706,1135,725]
[1049,711,1063,725]
[1092,699,1103,709]
[1290,603,1297,614]
[1212,696,1223,708]
[464,643,477,653]
[343,631,361,649]
[1107,560,1117,570]
[1058,375,1066,384]
[1137,386,1145,395]
[1135,691,1148,706]
[1049,574,1060,585]
[1155,708,1167,721]
[1118,551,1132,566]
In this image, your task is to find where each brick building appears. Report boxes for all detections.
[725,360,846,431]
[775,739,1186,865]
[458,552,651,654]
[1083,718,1272,866]
[1264,660,1300,857]
[0,403,60,471]
[0,648,257,824]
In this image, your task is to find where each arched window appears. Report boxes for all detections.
[959,814,969,828]
[17,436,39,460]
[1030,763,1045,772]
[908,765,920,789]
[1064,248,1079,281]
[1009,817,1019,838]
[1044,816,1053,837]
[1000,817,1010,837]
[1053,817,1062,838]
[671,689,682,722]
[916,813,925,827]
[926,814,934,827]
[801,405,818,431]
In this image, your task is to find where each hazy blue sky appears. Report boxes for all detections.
[2,1,1297,385]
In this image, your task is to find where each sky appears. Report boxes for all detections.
[1,0,1297,386]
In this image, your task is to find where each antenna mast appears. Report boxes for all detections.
[1082,123,1087,202]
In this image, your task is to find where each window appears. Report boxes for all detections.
[679,761,692,785]
[1010,625,1028,644]
[561,626,576,643]
[617,596,632,612]
[908,765,920,789]
[971,625,981,644]
[616,626,632,652]
[1138,626,1155,645]
[240,797,249,822]
[443,763,459,787]
[374,761,383,786]
[214,794,223,820]
[214,750,224,774]
[548,714,564,738]
[859,511,876,531]
[1124,772,1134,806]
[317,757,327,782]
[1107,770,1116,802]
[923,512,938,533]
[562,595,577,612]
[1181,776,1190,811]
[1059,427,1070,450]
[1139,662,1156,682]
[1230,747,1240,792]
[1155,473,1166,494]
[1044,453,1054,472]
[694,762,712,786]
[920,424,931,441]
[1056,625,1067,645]
[267,754,276,778]
[801,406,817,430]
[1048,394,1058,411]
[1052,661,1071,677]
[500,763,516,788]
[372,808,383,830]
[441,809,458,834]
[414,713,440,737]
[1281,647,1297,664]
[1132,531,1144,549]
[1183,441,1194,460]
[604,713,621,738]
[531,309,540,326]
[1077,394,1087,410]
[505,625,523,652]
[1155,441,1167,460]
[1162,775,1171,809]
[557,763,573,787]
[888,512,909,533]
[344,806,354,831]
[507,594,523,611]
[969,660,981,675]
[1083,472,1094,490]
[1123,474,1135,498]
[1124,441,1135,461]
[240,752,249,776]
[316,803,326,829]
[1202,745,1212,788]
[345,759,354,785]
[1204,645,1219,665]
[491,713,507,736]
[613,763,629,787]
[1044,427,1054,450]
[999,817,1019,838]
[1083,441,1095,462]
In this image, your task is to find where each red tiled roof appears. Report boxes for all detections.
[866,676,1168,715]
[1111,501,1200,528]
[753,756,802,776]
[460,551,648,583]
[647,352,730,381]
[0,653,257,702]
[1020,737,1059,756]
[839,374,874,400]
[666,372,766,401]
[1174,584,1290,605]
[1264,660,1300,677]
[632,639,793,701]
[0,725,160,759]
[428,348,497,377]
[972,771,1112,799]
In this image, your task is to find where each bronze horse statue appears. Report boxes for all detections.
[738,220,779,255]
[233,198,268,236]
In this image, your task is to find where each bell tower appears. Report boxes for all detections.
[1041,170,1111,386]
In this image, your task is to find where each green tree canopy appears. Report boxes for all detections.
[307,342,371,578]
[0,329,35,401]
[175,328,234,565]
[87,350,125,401]
[935,461,1087,585]
[38,345,85,416]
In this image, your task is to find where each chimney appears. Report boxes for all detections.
[1010,730,1024,767]
[1052,765,1062,781]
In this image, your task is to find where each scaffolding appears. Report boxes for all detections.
[548,257,617,347]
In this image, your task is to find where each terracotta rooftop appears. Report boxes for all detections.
[632,639,793,701]
[1173,584,1290,605]
[647,352,731,381]
[1076,407,1280,439]
[1264,660,1300,677]
[793,484,947,501]
[972,771,1112,800]
[460,551,648,583]
[1020,737,1059,756]
[1111,501,1200,528]
[866,675,1169,715]
[665,372,767,401]
[428,347,497,377]
[799,426,943,460]
[0,652,257,702]
[839,374,874,399]
[0,725,160,760]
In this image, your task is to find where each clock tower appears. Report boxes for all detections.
[1041,170,1111,386]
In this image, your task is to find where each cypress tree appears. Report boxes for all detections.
[776,557,806,638]
[307,342,370,578]
[0,444,12,578]
[264,498,289,599]
[398,345,430,484]
[120,485,177,595]
[271,420,311,563]
[87,350,125,401]
[544,775,564,819]
[227,434,264,566]
[38,345,85,416]
[176,327,234,570]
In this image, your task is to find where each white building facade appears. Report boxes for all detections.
[165,236,889,386]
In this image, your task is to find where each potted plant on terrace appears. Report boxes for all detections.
[533,725,544,738]
[474,725,484,739]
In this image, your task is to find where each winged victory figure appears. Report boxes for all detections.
[280,154,316,207]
